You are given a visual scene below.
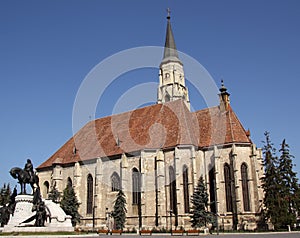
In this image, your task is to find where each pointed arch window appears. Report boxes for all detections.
[132,168,141,205]
[241,163,250,211]
[182,165,189,213]
[43,181,49,199]
[224,163,233,212]
[169,166,177,212]
[209,167,216,214]
[87,174,93,214]
[165,94,170,102]
[111,172,121,192]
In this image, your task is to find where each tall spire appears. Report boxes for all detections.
[162,8,181,64]
[157,9,190,110]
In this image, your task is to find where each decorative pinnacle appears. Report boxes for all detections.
[220,79,228,93]
[167,8,171,20]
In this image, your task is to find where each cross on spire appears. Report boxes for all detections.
[167,8,171,19]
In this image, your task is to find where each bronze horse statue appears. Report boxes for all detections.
[10,167,39,194]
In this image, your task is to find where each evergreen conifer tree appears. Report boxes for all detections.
[48,183,61,203]
[112,190,127,230]
[190,176,214,228]
[60,184,81,226]
[261,131,281,229]
[277,139,300,228]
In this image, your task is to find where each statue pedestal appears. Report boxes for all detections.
[3,195,74,233]
[4,195,35,231]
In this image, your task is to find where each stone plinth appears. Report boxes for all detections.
[4,194,35,231]
[3,195,74,233]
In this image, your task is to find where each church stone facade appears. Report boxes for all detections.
[37,15,264,231]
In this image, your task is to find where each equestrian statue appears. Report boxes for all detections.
[9,159,39,195]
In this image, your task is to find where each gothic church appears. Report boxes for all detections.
[37,14,264,231]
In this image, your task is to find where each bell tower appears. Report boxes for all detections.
[157,10,190,110]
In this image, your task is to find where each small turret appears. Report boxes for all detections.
[219,80,230,111]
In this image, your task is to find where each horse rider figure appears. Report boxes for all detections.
[24,159,34,184]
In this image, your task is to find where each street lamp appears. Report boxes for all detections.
[213,178,219,235]
[223,214,226,232]
[92,205,97,230]
[169,210,173,233]
[216,213,220,235]
[105,207,111,231]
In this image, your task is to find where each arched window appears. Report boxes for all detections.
[182,165,189,213]
[209,167,216,214]
[111,172,121,192]
[165,94,170,102]
[169,165,178,227]
[43,181,49,193]
[67,177,72,188]
[241,163,250,211]
[132,168,141,205]
[43,181,49,198]
[87,174,93,214]
[224,163,233,212]
[169,166,177,213]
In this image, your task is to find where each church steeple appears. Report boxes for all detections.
[157,9,190,110]
[162,9,181,64]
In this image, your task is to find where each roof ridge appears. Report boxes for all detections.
[227,108,235,142]
[228,105,252,143]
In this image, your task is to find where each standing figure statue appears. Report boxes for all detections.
[0,205,11,227]
[9,186,17,215]
[33,201,47,227]
[0,186,17,227]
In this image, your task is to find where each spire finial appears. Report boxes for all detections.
[220,79,227,93]
[167,8,171,20]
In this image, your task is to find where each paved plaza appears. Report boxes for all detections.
[3,231,300,238]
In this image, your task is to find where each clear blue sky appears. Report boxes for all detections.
[1,0,300,187]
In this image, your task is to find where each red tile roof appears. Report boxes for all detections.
[37,100,251,169]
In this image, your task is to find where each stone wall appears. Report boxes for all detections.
[37,143,264,230]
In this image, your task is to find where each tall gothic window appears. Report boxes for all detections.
[169,166,177,213]
[86,174,93,214]
[224,163,233,212]
[111,172,121,192]
[132,168,141,205]
[241,163,250,211]
[182,165,189,213]
[209,167,216,214]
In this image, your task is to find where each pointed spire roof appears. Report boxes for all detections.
[161,9,182,64]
